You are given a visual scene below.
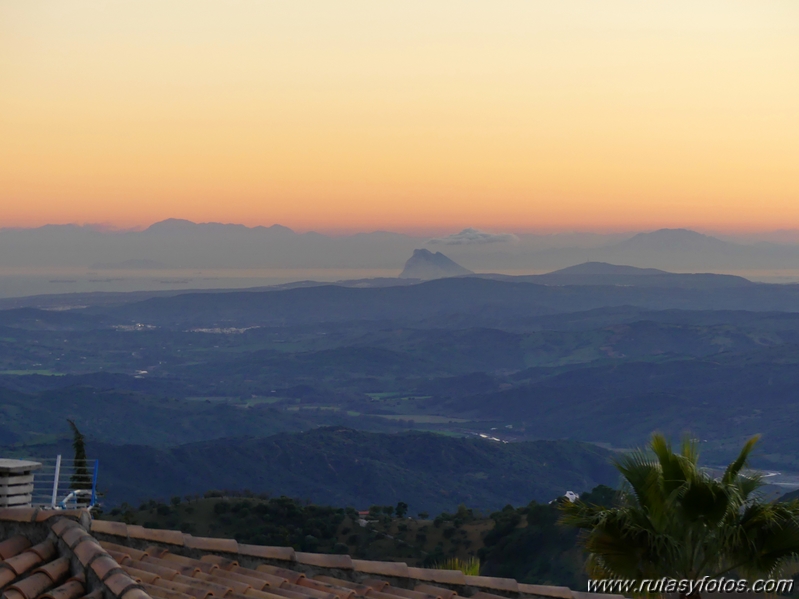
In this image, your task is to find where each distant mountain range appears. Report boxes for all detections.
[482,261,754,289]
[31,272,796,330]
[4,221,799,277]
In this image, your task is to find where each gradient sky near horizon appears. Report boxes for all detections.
[1,1,798,233]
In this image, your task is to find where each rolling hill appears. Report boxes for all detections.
[80,428,617,511]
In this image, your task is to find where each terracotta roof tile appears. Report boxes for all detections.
[311,577,373,595]
[151,577,213,599]
[245,588,315,599]
[91,521,129,537]
[104,571,143,598]
[517,585,573,599]
[141,581,195,599]
[33,511,55,523]
[228,592,287,599]
[122,565,164,585]
[412,585,456,599]
[140,557,197,578]
[464,577,518,593]
[173,573,233,596]
[203,569,269,591]
[0,536,32,560]
[183,537,239,554]
[254,566,303,585]
[36,510,83,523]
[469,593,509,599]
[9,571,58,599]
[50,519,81,537]
[280,581,338,599]
[143,547,170,560]
[0,566,18,588]
[61,528,92,550]
[29,540,58,562]
[72,540,109,567]
[129,529,184,546]
[235,590,293,599]
[40,579,87,599]
[351,560,409,578]
[34,556,71,583]
[405,569,465,586]
[5,549,47,576]
[296,577,354,599]
[366,590,417,599]
[238,546,294,562]
[375,586,440,599]
[4,588,26,599]
[359,579,389,592]
[52,510,87,522]
[91,555,125,581]
[126,527,147,540]
[98,542,147,562]
[106,551,133,566]
[121,589,155,599]
[132,560,181,581]
[189,571,246,594]
[199,557,238,571]
[158,554,217,574]
[230,569,286,588]
[0,508,38,523]
[294,554,352,570]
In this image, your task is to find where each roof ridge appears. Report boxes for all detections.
[88,521,605,599]
[49,512,151,599]
[0,506,627,599]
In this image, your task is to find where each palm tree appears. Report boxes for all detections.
[560,433,799,595]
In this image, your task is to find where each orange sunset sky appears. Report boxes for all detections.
[1,1,798,233]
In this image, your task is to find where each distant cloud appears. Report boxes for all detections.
[427,228,518,245]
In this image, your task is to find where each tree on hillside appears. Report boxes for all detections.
[67,419,92,504]
[560,433,799,596]
[396,501,409,518]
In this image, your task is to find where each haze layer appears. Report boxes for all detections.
[2,1,798,232]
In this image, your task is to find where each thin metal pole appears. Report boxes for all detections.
[90,460,99,507]
[51,454,62,508]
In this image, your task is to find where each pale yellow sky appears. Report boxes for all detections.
[1,1,798,232]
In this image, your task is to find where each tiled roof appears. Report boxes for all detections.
[0,507,146,599]
[0,510,624,599]
[87,521,624,599]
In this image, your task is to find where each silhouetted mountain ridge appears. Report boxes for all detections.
[515,261,754,288]
[548,262,667,276]
[399,249,473,280]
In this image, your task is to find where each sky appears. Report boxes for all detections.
[1,1,798,234]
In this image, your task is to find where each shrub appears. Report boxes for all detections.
[433,557,480,576]
[333,543,349,554]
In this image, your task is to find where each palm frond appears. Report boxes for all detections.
[722,435,760,485]
[562,432,799,583]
